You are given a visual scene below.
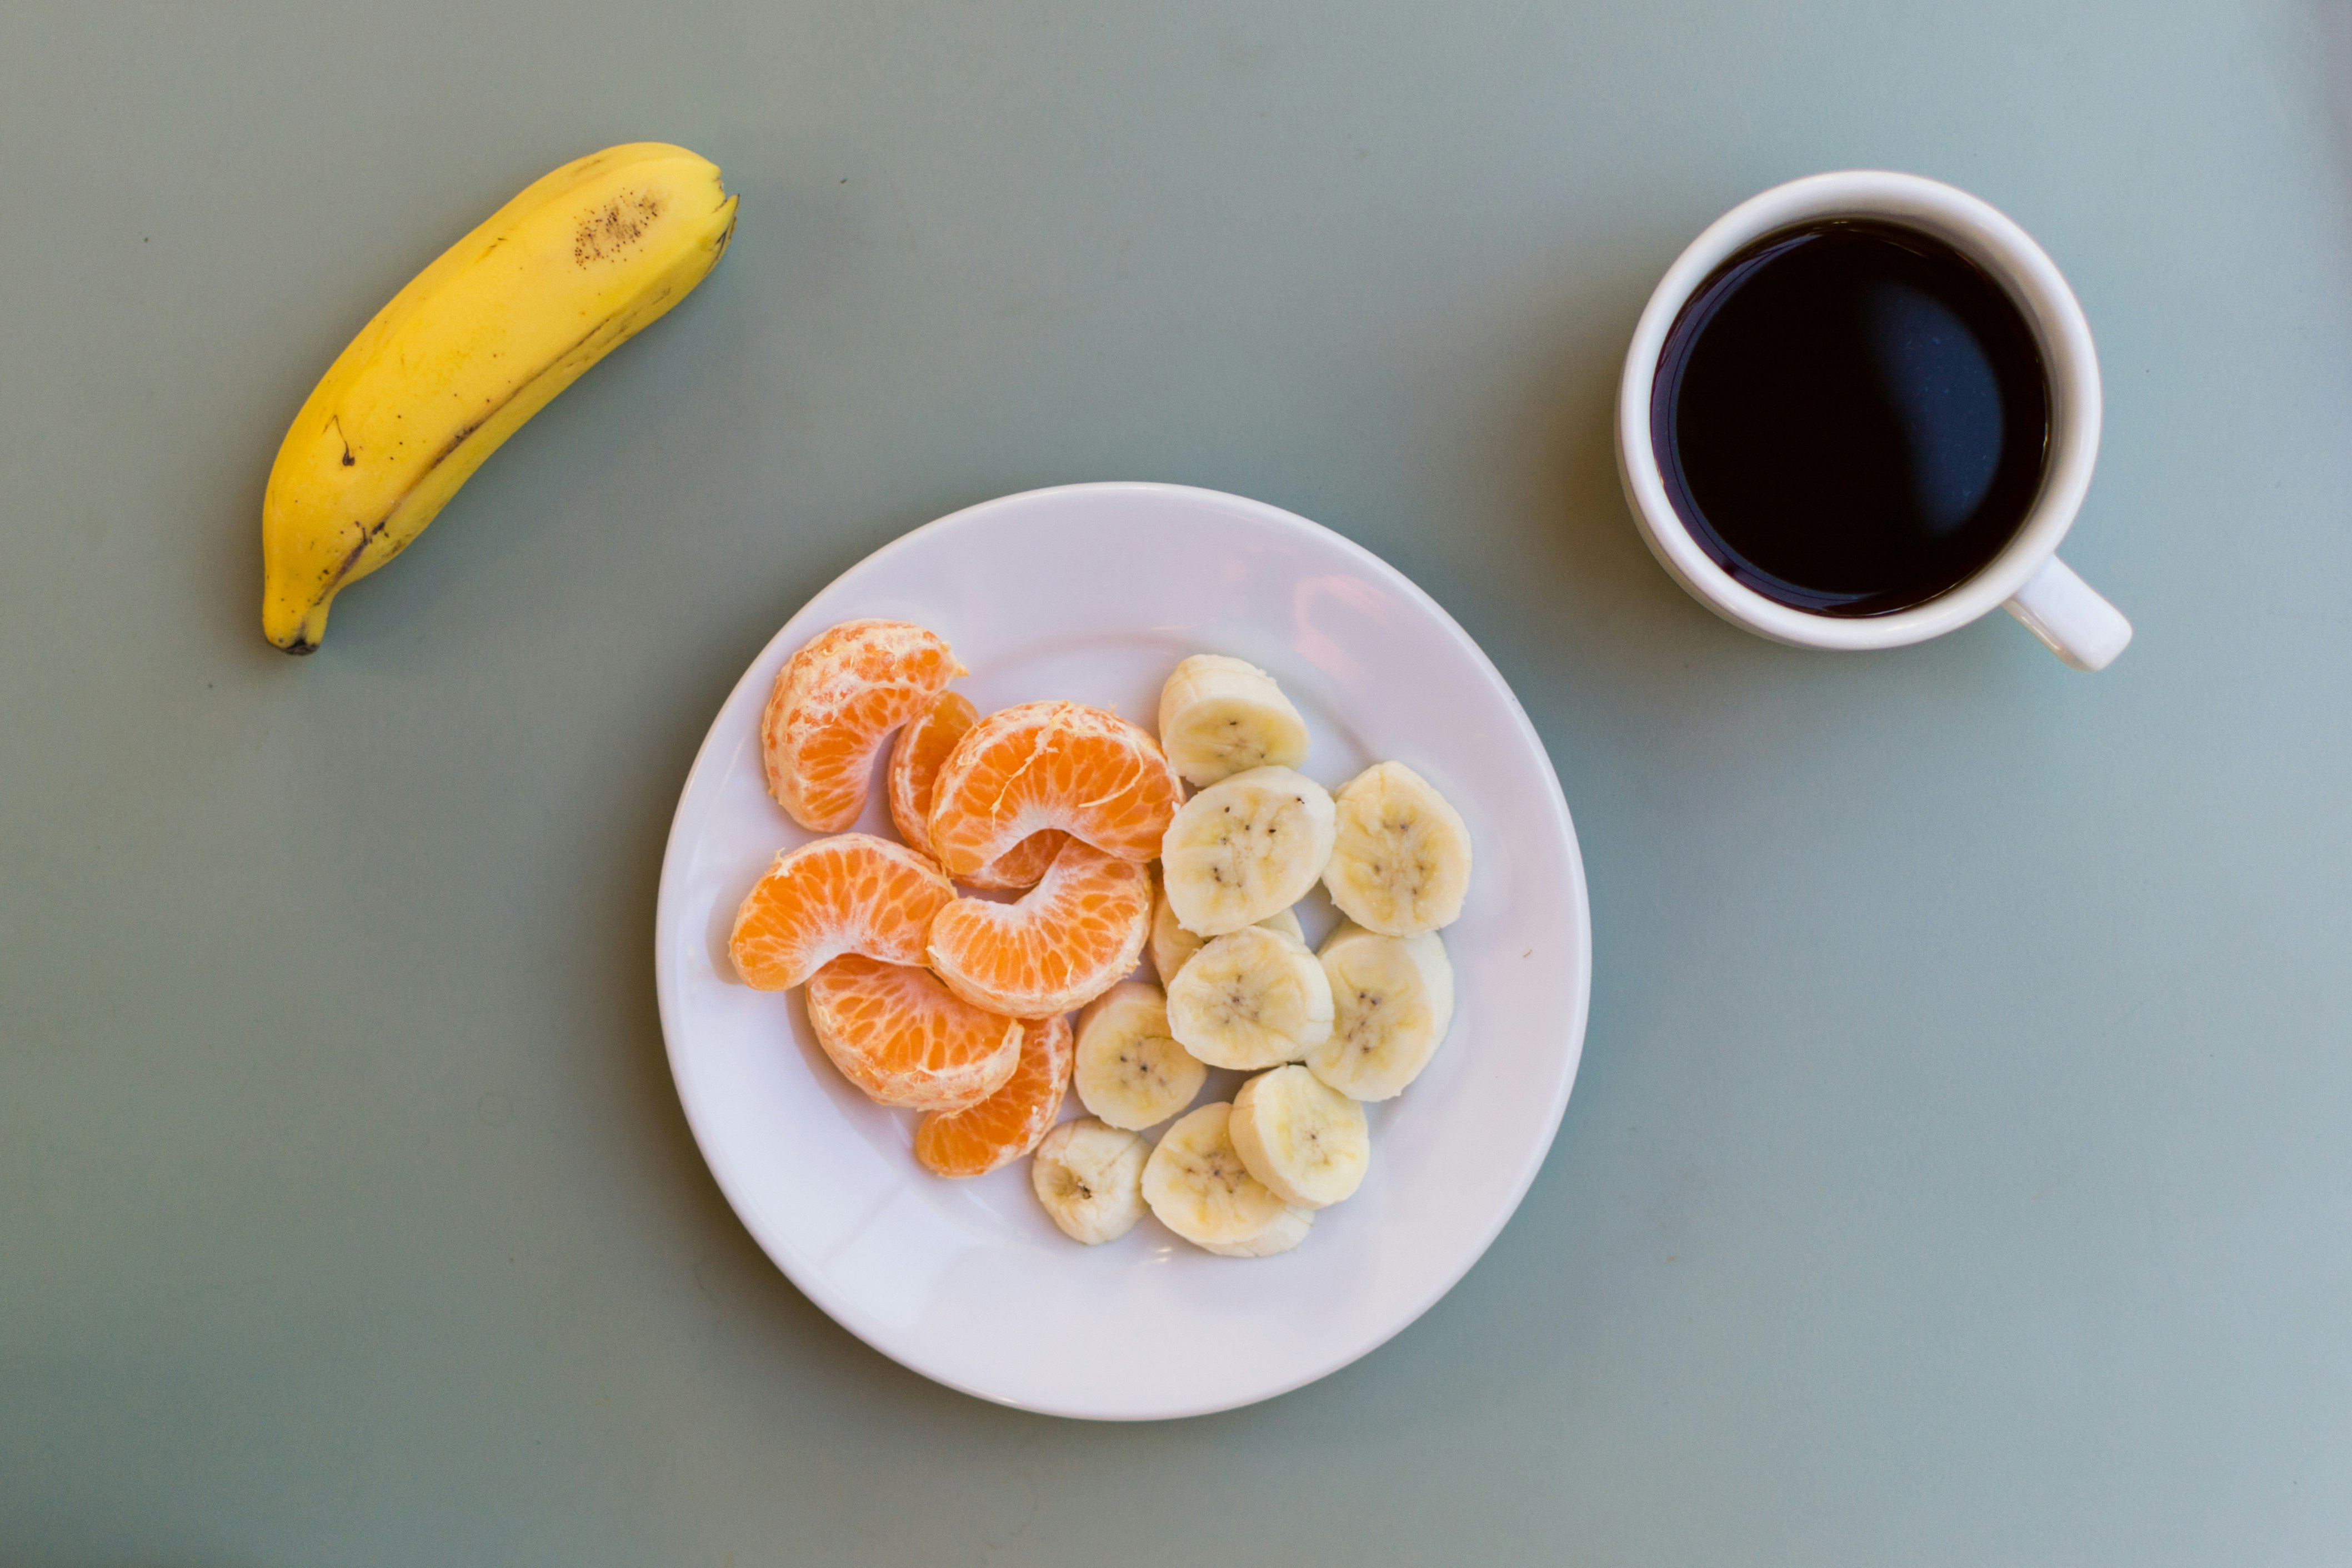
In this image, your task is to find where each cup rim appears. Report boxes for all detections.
[1616,170,2103,650]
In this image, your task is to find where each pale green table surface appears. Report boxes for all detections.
[7,1,2351,1562]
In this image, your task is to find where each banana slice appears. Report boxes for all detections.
[1157,654,1312,788]
[1321,762,1472,937]
[1164,924,1334,1070]
[1200,1205,1314,1258]
[1073,981,1207,1130]
[1149,877,1303,984]
[1032,1118,1149,1244]
[1259,905,1307,943]
[1142,1102,1313,1255]
[1229,1064,1371,1208]
[1160,765,1336,936]
[1307,921,1455,1101]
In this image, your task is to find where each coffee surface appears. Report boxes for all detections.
[1651,221,2050,617]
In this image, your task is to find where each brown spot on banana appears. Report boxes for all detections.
[573,191,665,265]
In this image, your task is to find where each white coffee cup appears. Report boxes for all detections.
[1616,171,2131,670]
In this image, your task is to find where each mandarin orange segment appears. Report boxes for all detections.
[927,839,1152,1018]
[913,1013,1076,1177]
[728,833,955,991]
[885,689,971,856]
[962,831,1067,892]
[887,690,1069,890]
[925,700,1181,877]
[763,619,965,832]
[805,956,1024,1110]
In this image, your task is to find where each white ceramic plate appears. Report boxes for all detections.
[654,482,1590,1419]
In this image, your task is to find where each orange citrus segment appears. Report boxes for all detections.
[885,689,970,856]
[927,839,1152,1018]
[887,690,1069,889]
[763,619,965,832]
[959,831,1066,891]
[805,956,1023,1110]
[728,833,955,991]
[913,1013,1076,1177]
[925,700,1181,877]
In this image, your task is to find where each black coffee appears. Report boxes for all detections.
[1650,220,2050,617]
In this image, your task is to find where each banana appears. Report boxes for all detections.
[1321,762,1473,937]
[1164,924,1334,1070]
[1229,1064,1371,1208]
[1149,876,1303,984]
[261,143,738,651]
[1142,1103,1313,1256]
[1159,765,1336,936]
[1073,981,1207,1131]
[1157,654,1312,787]
[1307,921,1455,1101]
[1199,1206,1315,1258]
[1031,1118,1150,1245]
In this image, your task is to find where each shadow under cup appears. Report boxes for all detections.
[1648,218,2053,619]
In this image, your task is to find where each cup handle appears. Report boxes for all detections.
[2003,556,2132,671]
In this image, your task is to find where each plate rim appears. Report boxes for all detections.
[653,480,1593,1420]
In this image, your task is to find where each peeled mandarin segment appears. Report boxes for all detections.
[959,829,1070,892]
[885,690,976,859]
[925,700,1181,877]
[927,839,1152,1018]
[913,1013,1077,1178]
[728,833,955,991]
[762,619,965,832]
[804,955,1024,1110]
[887,690,1068,889]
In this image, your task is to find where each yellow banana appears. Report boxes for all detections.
[260,143,738,652]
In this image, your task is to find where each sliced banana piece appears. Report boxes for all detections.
[1200,1205,1313,1258]
[1150,878,1303,984]
[1321,762,1472,937]
[1157,654,1312,788]
[1032,1118,1149,1245]
[1073,981,1207,1131]
[1160,765,1336,936]
[1142,1102,1312,1254]
[1229,1064,1371,1208]
[1307,921,1455,1101]
[1165,924,1334,1070]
